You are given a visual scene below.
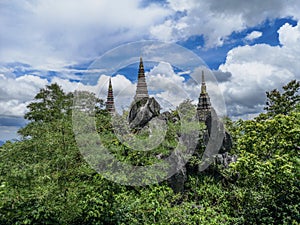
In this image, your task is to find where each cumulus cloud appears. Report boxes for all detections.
[245,31,263,41]
[208,0,287,24]
[51,73,136,113]
[2,0,299,72]
[61,62,227,117]
[0,71,137,140]
[278,22,300,47]
[0,74,48,116]
[147,62,185,90]
[147,62,193,108]
[0,63,205,121]
[145,62,227,116]
[151,1,244,47]
[0,0,172,70]
[150,0,300,47]
[219,22,300,117]
[212,70,232,83]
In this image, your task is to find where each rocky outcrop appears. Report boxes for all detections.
[215,152,238,168]
[127,98,237,193]
[202,112,237,167]
[205,113,233,153]
[128,97,161,129]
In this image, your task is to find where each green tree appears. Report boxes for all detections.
[264,80,300,116]
[0,85,114,224]
[2,81,300,225]
[73,90,105,114]
[223,111,300,224]
[24,83,73,122]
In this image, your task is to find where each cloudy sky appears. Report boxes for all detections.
[1,0,300,142]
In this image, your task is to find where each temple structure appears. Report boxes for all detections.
[197,71,211,121]
[105,78,116,114]
[134,57,149,101]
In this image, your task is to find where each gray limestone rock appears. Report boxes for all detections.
[204,112,233,154]
[215,152,238,168]
[167,169,186,194]
[128,97,161,129]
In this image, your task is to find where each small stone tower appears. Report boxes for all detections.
[134,57,149,101]
[106,78,116,114]
[197,71,211,121]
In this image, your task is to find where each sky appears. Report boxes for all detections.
[1,0,300,142]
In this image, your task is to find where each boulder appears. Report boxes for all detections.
[128,97,161,129]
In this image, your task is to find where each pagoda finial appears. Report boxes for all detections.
[197,70,211,121]
[134,56,149,101]
[109,77,112,90]
[106,77,116,114]
[139,57,144,71]
[201,70,207,94]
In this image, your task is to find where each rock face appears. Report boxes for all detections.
[204,113,237,168]
[127,98,237,193]
[167,128,200,193]
[128,97,161,129]
[215,152,238,168]
[205,113,233,153]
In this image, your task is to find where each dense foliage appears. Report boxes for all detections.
[264,79,300,117]
[0,82,299,224]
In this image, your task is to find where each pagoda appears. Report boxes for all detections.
[197,71,211,121]
[106,78,116,114]
[134,57,149,101]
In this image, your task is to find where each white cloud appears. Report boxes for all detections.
[245,31,263,41]
[219,22,300,117]
[0,100,29,117]
[2,0,300,72]
[93,74,136,112]
[145,62,227,116]
[0,0,172,70]
[147,62,193,108]
[0,62,228,123]
[0,71,137,119]
[0,74,48,104]
[278,22,300,48]
[51,74,137,113]
[147,62,185,89]
[150,0,300,47]
[151,1,245,47]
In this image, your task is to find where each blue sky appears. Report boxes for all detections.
[1,0,300,143]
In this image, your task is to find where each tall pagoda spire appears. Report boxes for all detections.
[197,71,211,121]
[134,57,149,101]
[201,70,207,94]
[106,78,115,114]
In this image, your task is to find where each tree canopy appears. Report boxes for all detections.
[264,79,300,117]
[0,81,299,224]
